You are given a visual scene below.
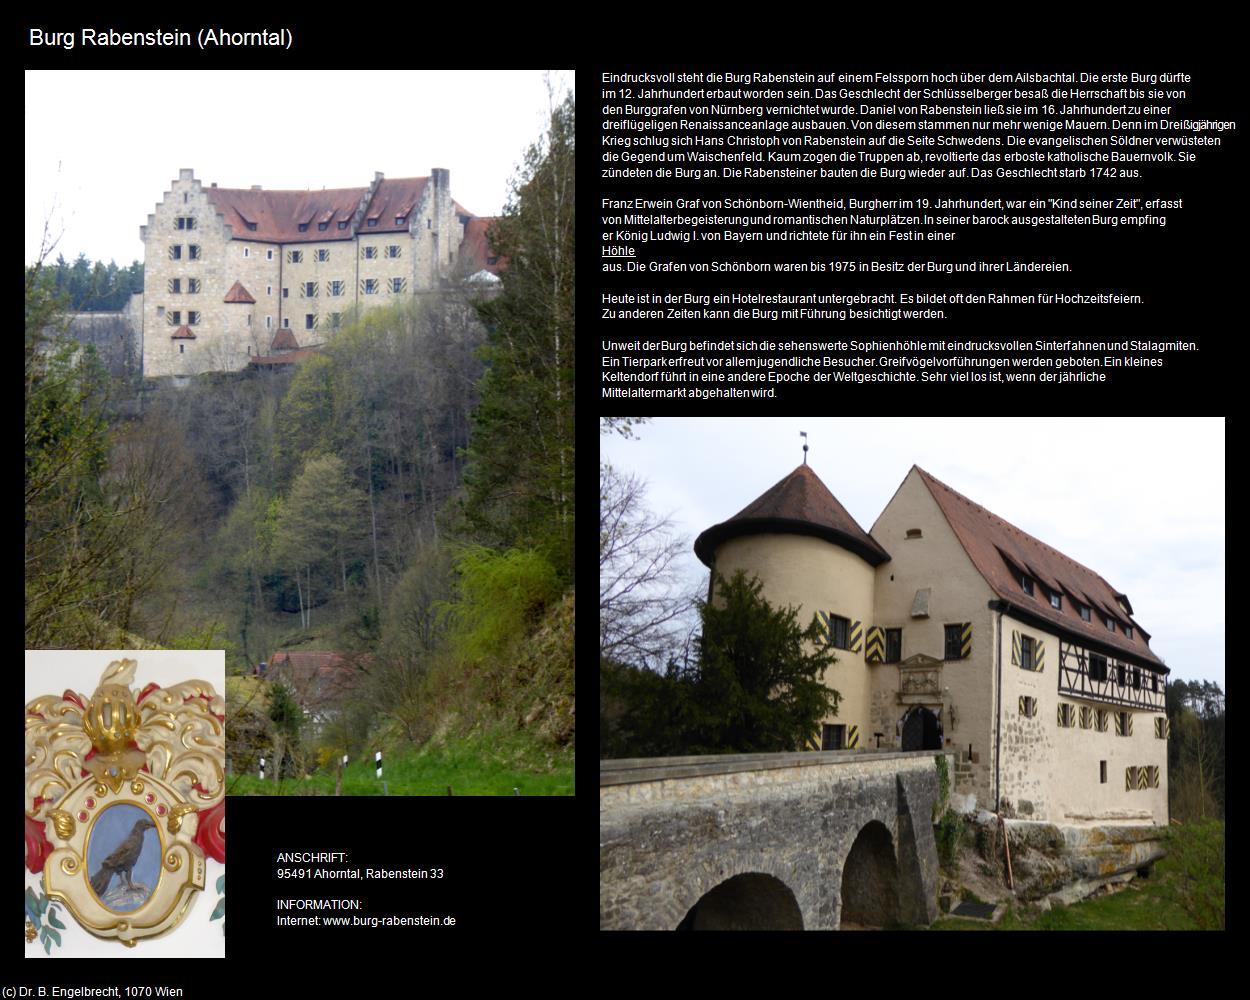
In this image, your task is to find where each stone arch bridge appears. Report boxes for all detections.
[600,750,950,930]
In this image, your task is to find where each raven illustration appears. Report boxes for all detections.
[89,818,156,897]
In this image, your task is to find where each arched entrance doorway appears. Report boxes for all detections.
[675,873,804,930]
[901,706,942,751]
[840,821,900,928]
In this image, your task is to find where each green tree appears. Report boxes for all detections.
[271,454,368,628]
[462,89,575,578]
[601,571,841,757]
[685,570,841,753]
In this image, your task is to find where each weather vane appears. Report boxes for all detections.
[800,430,809,464]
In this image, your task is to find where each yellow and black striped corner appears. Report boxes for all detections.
[1018,695,1037,718]
[818,610,831,644]
[865,626,885,663]
[1138,766,1149,790]
[849,620,863,653]
[846,725,860,749]
[1035,639,1045,672]
[1011,630,1020,666]
[960,622,972,658]
[1125,766,1136,791]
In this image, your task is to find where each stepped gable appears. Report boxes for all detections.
[695,463,891,567]
[914,466,1165,668]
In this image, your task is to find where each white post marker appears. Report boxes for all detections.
[259,757,266,780]
[375,751,382,779]
[343,754,349,768]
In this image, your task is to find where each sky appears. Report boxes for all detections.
[25,69,572,266]
[601,417,1225,689]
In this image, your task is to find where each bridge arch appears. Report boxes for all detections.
[839,820,900,928]
[675,872,804,930]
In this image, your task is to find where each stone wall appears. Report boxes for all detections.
[600,751,947,930]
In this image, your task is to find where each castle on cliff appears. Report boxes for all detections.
[140,169,499,377]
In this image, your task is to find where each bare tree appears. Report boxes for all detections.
[599,462,693,666]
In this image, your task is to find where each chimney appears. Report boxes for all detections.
[211,182,217,188]
[251,185,262,191]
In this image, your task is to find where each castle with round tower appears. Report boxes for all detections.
[694,461,1171,826]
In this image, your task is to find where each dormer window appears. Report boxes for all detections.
[1124,625,1133,639]
[1019,573,1034,597]
[298,223,309,232]
[1079,605,1091,622]
[1049,591,1061,610]
[338,221,349,230]
[318,222,329,231]
[1105,616,1115,632]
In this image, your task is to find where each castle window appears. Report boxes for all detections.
[189,244,201,260]
[905,528,922,539]
[188,278,200,294]
[1019,573,1034,597]
[318,222,329,231]
[1089,653,1108,683]
[367,218,378,227]
[267,286,272,295]
[1095,709,1109,732]
[298,223,309,232]
[390,277,406,293]
[168,278,181,294]
[884,629,902,663]
[176,216,196,230]
[1100,760,1107,783]
[247,315,251,326]
[1116,663,1126,686]
[1124,625,1133,639]
[266,316,272,329]
[282,288,289,298]
[1154,717,1169,740]
[169,244,182,260]
[1019,635,1035,670]
[362,278,378,295]
[157,306,165,317]
[385,244,401,258]
[338,221,348,230]
[1049,591,1062,610]
[267,249,274,261]
[283,317,290,328]
[1057,703,1075,728]
[305,313,316,330]
[827,615,850,650]
[328,280,344,296]
[1018,696,1037,718]
[362,246,378,260]
[821,724,846,750]
[1079,604,1091,622]
[944,624,969,660]
[288,250,303,264]
[1079,706,1093,729]
[1132,668,1141,689]
[1115,711,1132,737]
[301,281,318,297]
[1151,673,1158,693]
[243,248,250,258]
[316,249,329,262]
[1105,615,1115,632]
[188,311,200,325]
[179,344,184,353]
[167,311,180,326]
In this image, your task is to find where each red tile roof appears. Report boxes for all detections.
[460,216,505,274]
[362,178,429,233]
[170,325,196,339]
[270,328,300,352]
[695,464,891,567]
[266,651,358,717]
[913,467,1165,668]
[223,280,256,304]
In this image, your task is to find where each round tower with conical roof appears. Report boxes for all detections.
[694,464,890,751]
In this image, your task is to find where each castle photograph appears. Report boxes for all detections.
[27,70,575,798]
[600,417,1224,928]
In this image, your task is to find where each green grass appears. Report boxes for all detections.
[227,730,574,796]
